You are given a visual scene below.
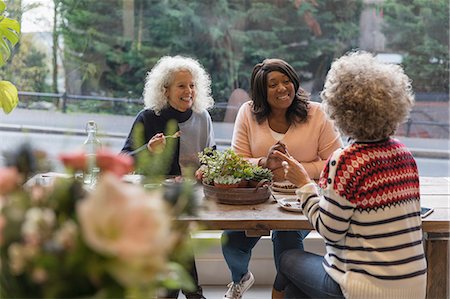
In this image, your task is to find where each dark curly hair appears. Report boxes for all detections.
[250,58,309,125]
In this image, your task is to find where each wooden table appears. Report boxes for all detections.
[181,177,450,299]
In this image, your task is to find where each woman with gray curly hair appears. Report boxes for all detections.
[272,51,426,299]
[122,55,215,178]
[122,56,214,299]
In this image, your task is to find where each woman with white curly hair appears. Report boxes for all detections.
[122,55,216,177]
[122,55,215,299]
[272,51,427,299]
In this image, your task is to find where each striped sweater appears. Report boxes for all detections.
[297,138,427,299]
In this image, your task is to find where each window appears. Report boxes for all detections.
[1,0,449,175]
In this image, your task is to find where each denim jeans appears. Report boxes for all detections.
[221,230,309,284]
[275,249,344,299]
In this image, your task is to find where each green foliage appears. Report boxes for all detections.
[58,0,362,110]
[213,175,242,185]
[382,0,449,93]
[251,166,273,182]
[0,0,20,114]
[198,148,272,186]
[0,36,50,92]
[0,0,20,66]
[58,0,169,99]
[0,80,17,113]
[198,148,248,184]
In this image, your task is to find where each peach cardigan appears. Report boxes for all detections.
[231,101,343,179]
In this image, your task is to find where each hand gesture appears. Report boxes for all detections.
[147,133,166,153]
[273,150,312,188]
[262,142,287,181]
[194,165,206,182]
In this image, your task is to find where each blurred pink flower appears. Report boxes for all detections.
[59,151,87,171]
[0,167,20,195]
[96,148,134,177]
[77,173,174,261]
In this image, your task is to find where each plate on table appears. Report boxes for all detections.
[277,198,303,212]
[122,174,144,184]
[271,181,298,194]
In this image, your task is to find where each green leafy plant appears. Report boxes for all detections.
[198,148,272,187]
[213,175,242,186]
[0,0,20,114]
[251,166,273,182]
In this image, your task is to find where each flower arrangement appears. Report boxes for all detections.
[198,148,273,187]
[0,143,198,298]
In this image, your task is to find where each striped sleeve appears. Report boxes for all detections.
[296,150,356,243]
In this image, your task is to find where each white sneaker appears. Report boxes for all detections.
[223,272,255,299]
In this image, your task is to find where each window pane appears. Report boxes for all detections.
[1,0,448,175]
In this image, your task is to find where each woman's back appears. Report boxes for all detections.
[317,138,426,299]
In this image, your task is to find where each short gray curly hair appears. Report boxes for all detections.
[321,51,414,141]
[143,55,214,114]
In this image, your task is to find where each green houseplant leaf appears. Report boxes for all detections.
[0,0,20,114]
[0,1,20,66]
[0,80,18,113]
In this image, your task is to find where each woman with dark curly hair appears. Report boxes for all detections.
[221,58,342,299]
[274,51,427,299]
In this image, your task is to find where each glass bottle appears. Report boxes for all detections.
[83,120,101,186]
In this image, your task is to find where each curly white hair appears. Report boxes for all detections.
[143,55,214,114]
[321,51,414,140]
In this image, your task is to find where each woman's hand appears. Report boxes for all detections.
[147,133,166,153]
[194,165,206,182]
[260,142,287,181]
[273,150,312,188]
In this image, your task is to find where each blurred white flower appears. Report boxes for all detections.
[8,243,27,274]
[31,267,48,284]
[22,207,56,245]
[77,173,175,261]
[53,220,78,249]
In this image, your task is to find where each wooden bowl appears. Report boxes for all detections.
[202,182,271,205]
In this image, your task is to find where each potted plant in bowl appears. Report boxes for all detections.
[248,166,273,187]
[213,174,242,188]
[198,148,273,188]
[198,148,250,187]
[198,148,274,204]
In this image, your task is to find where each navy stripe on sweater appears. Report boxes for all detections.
[318,216,348,235]
[346,225,422,239]
[301,194,316,210]
[319,207,350,223]
[350,211,421,226]
[328,253,425,266]
[323,260,427,280]
[317,217,344,243]
[326,239,423,252]
[324,195,354,210]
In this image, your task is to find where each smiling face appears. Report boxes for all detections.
[266,71,295,111]
[165,70,195,112]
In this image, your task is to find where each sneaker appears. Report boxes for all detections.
[223,272,255,299]
[184,285,206,299]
